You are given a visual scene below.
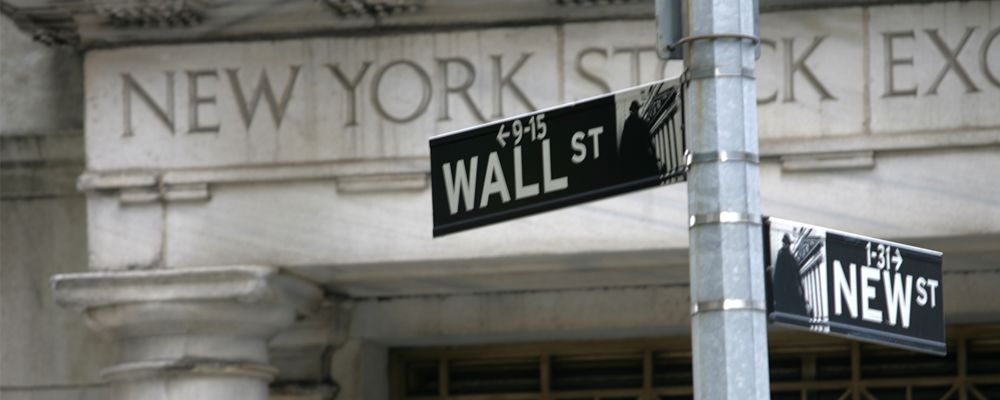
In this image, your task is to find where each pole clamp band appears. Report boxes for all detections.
[685,150,759,166]
[689,212,762,228]
[691,299,766,315]
[685,66,755,81]
[669,33,761,52]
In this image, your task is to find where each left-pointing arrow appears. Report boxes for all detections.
[496,124,509,147]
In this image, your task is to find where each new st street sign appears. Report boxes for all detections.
[763,217,946,355]
[430,78,687,237]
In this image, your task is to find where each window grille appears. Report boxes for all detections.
[391,325,1000,400]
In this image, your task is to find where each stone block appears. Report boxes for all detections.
[759,146,1000,239]
[79,3,1000,174]
[562,20,685,101]
[84,26,560,171]
[348,284,693,346]
[757,8,866,138]
[0,198,110,386]
[868,1,1000,133]
[86,194,163,269]
[161,180,689,270]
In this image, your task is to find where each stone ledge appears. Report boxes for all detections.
[75,157,431,201]
[71,127,1000,197]
[100,358,280,382]
[758,128,1000,158]
[780,151,875,172]
[51,265,323,316]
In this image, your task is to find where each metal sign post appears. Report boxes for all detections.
[675,1,771,399]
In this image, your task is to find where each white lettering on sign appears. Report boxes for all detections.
[442,157,478,215]
[441,117,582,216]
[480,151,511,208]
[883,270,913,328]
[513,146,539,200]
[832,240,940,329]
[570,126,604,164]
[541,139,568,193]
[833,260,858,319]
[860,265,884,324]
[915,276,939,308]
[496,113,548,148]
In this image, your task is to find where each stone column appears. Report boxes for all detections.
[52,266,323,400]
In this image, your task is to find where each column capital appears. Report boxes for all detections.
[51,266,325,400]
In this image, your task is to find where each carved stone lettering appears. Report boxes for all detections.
[613,46,658,86]
[882,31,918,98]
[90,10,999,171]
[327,62,372,128]
[122,72,174,137]
[758,39,778,105]
[783,36,835,102]
[437,57,486,123]
[112,24,996,141]
[224,65,302,130]
[371,60,431,123]
[187,69,220,134]
[982,27,1000,89]
[576,47,611,94]
[491,53,535,118]
[924,27,979,95]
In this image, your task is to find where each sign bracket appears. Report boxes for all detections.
[691,299,767,315]
[688,212,763,228]
[686,150,760,166]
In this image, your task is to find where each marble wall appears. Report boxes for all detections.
[83,2,999,170]
[0,14,110,400]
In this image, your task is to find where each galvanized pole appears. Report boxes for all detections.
[670,0,771,399]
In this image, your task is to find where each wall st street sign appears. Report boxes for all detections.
[764,217,946,355]
[430,79,686,236]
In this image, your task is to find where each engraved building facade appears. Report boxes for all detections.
[1,1,999,399]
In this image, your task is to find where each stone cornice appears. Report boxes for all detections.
[4,0,962,48]
[52,265,324,315]
[0,1,81,46]
[67,128,1000,200]
[76,157,431,204]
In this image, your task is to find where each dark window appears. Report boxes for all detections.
[393,325,999,400]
